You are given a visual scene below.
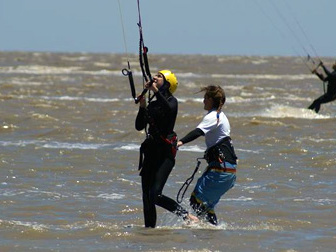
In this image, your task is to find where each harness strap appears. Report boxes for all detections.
[209,167,236,174]
[208,161,237,174]
[160,133,177,158]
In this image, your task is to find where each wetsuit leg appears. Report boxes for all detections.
[308,97,322,113]
[140,141,161,228]
[150,158,189,218]
[141,174,157,228]
[308,93,335,113]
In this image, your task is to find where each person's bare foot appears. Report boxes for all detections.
[185,213,199,223]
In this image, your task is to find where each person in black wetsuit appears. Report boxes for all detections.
[308,61,336,113]
[135,70,198,228]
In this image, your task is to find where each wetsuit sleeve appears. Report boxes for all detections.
[155,91,177,113]
[322,65,331,76]
[321,65,332,81]
[135,107,147,131]
[315,72,326,82]
[179,128,204,144]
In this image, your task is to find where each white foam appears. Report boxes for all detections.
[177,145,204,153]
[39,95,119,103]
[117,144,140,151]
[0,140,112,150]
[236,148,260,154]
[222,196,253,202]
[41,142,112,150]
[96,193,125,200]
[294,197,335,204]
[0,65,123,76]
[259,105,332,119]
[0,65,81,75]
[211,73,315,80]
[2,94,122,103]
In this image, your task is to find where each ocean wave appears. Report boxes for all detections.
[0,65,124,76]
[225,222,284,232]
[39,95,119,103]
[222,196,253,202]
[179,94,309,105]
[259,105,333,119]
[303,137,336,143]
[95,193,125,200]
[0,140,113,150]
[117,144,206,153]
[0,65,316,81]
[0,94,121,103]
[236,148,261,154]
[211,73,315,80]
[177,145,204,153]
[41,142,112,150]
[293,197,335,205]
[2,93,309,106]
[0,140,211,153]
[0,219,49,231]
[0,65,82,75]
[0,219,121,233]
[0,78,47,86]
[118,144,140,151]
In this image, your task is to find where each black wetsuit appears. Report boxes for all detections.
[135,89,187,228]
[308,65,336,113]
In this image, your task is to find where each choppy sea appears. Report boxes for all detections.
[0,51,335,251]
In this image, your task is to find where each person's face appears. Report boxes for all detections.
[153,73,165,88]
[203,95,214,111]
[332,63,336,71]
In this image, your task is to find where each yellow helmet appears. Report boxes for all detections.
[159,70,178,94]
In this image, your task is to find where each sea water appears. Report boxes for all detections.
[0,52,335,251]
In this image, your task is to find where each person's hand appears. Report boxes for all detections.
[139,95,146,108]
[145,80,158,93]
[177,141,183,147]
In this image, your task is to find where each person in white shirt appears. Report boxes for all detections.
[177,85,237,225]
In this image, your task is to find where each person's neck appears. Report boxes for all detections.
[207,108,217,113]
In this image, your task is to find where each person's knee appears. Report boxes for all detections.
[149,188,162,204]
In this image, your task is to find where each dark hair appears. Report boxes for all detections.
[199,85,226,110]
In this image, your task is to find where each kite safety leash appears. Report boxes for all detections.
[176,158,203,204]
[134,0,153,104]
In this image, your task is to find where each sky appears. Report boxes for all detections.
[0,0,335,57]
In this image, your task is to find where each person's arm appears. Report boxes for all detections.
[321,64,331,77]
[315,71,326,82]
[155,91,176,113]
[177,128,204,147]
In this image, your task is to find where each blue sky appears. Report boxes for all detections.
[0,0,335,57]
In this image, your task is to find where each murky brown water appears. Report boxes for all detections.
[0,51,335,251]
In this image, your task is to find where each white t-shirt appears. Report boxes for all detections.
[197,110,230,149]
